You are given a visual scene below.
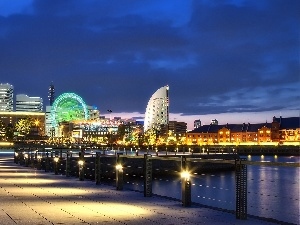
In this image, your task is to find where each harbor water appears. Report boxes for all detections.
[122,155,300,224]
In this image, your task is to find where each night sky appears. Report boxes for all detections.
[0,0,299,129]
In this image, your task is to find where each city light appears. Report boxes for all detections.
[181,171,190,180]
[116,164,123,171]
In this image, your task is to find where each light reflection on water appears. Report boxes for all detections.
[122,155,299,224]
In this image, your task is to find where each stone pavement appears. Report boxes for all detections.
[0,153,279,225]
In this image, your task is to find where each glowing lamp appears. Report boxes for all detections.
[181,171,190,180]
[54,157,59,163]
[78,160,84,166]
[24,154,28,159]
[116,164,123,170]
[15,152,18,157]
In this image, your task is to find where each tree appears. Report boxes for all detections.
[144,128,157,146]
[15,118,33,137]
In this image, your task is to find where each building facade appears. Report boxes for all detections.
[186,117,299,146]
[0,83,13,112]
[16,94,43,112]
[144,85,169,132]
[0,111,45,139]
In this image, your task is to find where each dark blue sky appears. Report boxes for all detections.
[0,0,299,128]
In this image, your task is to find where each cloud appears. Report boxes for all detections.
[0,0,298,125]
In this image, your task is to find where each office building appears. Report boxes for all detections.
[0,83,13,112]
[16,94,43,112]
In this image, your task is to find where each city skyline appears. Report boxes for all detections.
[0,0,299,129]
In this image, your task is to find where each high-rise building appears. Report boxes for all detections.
[0,83,13,112]
[48,82,55,106]
[16,94,43,112]
[144,85,169,132]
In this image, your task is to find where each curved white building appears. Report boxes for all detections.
[144,85,169,132]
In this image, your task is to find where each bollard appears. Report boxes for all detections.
[78,149,85,181]
[181,171,191,207]
[95,152,101,185]
[181,156,191,207]
[144,154,152,197]
[66,152,71,177]
[78,160,84,181]
[116,153,123,190]
[14,151,19,164]
[24,153,29,167]
[54,157,59,175]
[116,164,123,190]
[37,155,42,170]
[45,151,50,172]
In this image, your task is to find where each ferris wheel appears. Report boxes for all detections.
[50,92,89,128]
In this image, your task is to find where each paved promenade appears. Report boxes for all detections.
[0,153,279,225]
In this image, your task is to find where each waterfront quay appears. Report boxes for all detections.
[0,152,286,225]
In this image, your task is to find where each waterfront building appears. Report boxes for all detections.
[16,94,43,112]
[273,116,300,145]
[69,119,121,144]
[186,116,299,146]
[0,83,13,112]
[144,85,169,132]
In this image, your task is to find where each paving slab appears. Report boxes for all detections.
[0,155,283,225]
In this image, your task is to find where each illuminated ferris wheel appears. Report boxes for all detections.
[50,92,89,128]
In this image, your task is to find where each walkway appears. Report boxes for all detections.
[0,153,279,225]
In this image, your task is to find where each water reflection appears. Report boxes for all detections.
[119,155,299,224]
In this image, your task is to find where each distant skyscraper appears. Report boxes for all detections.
[144,85,169,132]
[48,82,55,106]
[0,83,13,112]
[16,94,43,112]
